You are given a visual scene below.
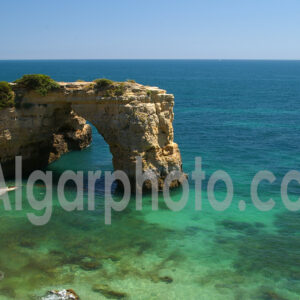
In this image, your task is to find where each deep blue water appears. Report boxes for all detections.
[0,60,300,299]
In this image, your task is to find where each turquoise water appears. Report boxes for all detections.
[1,60,300,299]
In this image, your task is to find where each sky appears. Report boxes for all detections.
[0,0,300,60]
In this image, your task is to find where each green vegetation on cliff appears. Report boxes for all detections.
[106,83,125,97]
[0,81,15,110]
[14,74,60,96]
[93,78,125,96]
[93,78,114,90]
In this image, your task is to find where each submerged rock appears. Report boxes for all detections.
[220,220,259,235]
[92,284,127,299]
[274,211,300,234]
[19,239,35,248]
[159,276,173,284]
[76,256,102,271]
[261,290,288,300]
[254,222,265,228]
[0,287,16,298]
[79,260,102,271]
[184,226,200,235]
[42,289,80,300]
[150,274,174,284]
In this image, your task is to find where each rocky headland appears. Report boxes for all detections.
[0,77,183,189]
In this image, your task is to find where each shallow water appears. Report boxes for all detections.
[0,60,300,299]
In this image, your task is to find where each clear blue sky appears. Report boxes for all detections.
[1,0,300,59]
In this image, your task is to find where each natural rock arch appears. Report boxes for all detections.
[0,81,183,189]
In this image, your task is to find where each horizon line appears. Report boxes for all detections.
[1,58,300,61]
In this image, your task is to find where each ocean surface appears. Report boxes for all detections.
[0,60,300,299]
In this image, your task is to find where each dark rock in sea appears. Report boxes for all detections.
[135,241,152,255]
[41,289,80,300]
[260,290,288,300]
[92,284,127,299]
[99,254,120,262]
[64,255,102,271]
[19,240,35,248]
[77,257,102,271]
[230,228,300,283]
[185,226,200,235]
[220,220,259,235]
[150,274,174,284]
[159,276,173,283]
[79,260,102,271]
[49,250,64,256]
[0,287,16,298]
[215,237,229,244]
[273,211,300,235]
[107,255,120,262]
[254,222,265,228]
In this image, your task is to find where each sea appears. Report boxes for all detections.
[0,60,300,299]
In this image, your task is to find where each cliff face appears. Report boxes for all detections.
[70,84,183,189]
[1,81,183,189]
[0,104,91,177]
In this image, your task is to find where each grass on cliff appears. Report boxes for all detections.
[93,78,126,96]
[14,74,60,96]
[0,81,15,110]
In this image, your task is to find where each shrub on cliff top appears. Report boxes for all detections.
[0,81,15,110]
[93,78,126,97]
[14,74,60,96]
[103,83,126,97]
[93,78,114,90]
[114,83,126,96]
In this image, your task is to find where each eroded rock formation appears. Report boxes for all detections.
[0,103,91,177]
[0,81,183,189]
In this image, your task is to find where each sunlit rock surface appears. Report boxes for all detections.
[0,81,183,188]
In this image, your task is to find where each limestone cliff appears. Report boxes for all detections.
[1,81,183,189]
[0,103,91,177]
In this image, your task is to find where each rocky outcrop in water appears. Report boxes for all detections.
[0,81,183,189]
[41,289,80,300]
[92,284,127,299]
